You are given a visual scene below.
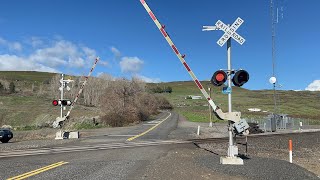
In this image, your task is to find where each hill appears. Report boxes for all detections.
[0,71,319,129]
[0,71,100,130]
[147,81,320,123]
[0,71,57,84]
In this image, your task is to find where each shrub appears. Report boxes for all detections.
[9,82,15,93]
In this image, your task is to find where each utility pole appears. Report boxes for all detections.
[271,0,277,114]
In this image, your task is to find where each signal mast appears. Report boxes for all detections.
[140,0,250,165]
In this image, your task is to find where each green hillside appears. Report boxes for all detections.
[147,81,320,123]
[0,71,319,129]
[0,71,57,83]
[0,71,99,129]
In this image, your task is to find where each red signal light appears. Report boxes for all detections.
[215,73,225,82]
[211,70,227,86]
[52,100,59,106]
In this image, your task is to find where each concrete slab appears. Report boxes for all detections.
[55,130,64,140]
[220,156,244,165]
[69,131,79,139]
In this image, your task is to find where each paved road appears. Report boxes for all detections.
[0,111,318,179]
[0,111,186,179]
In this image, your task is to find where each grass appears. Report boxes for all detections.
[0,71,57,83]
[147,81,320,123]
[14,125,41,131]
[0,94,101,129]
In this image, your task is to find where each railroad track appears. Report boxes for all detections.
[0,140,190,159]
[191,131,320,145]
[1,131,318,159]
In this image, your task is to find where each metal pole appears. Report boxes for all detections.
[271,0,277,115]
[227,40,232,113]
[227,38,234,157]
[208,87,213,127]
[60,74,64,118]
[273,83,277,113]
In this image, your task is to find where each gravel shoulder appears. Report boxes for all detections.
[169,114,320,179]
[135,143,245,180]
[197,132,320,178]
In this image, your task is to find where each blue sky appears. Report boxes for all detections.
[0,0,319,91]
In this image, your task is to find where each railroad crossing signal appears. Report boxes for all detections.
[52,100,72,106]
[211,70,249,87]
[215,17,246,47]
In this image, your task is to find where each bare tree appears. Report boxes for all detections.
[99,78,150,126]
[82,76,113,107]
[49,74,61,99]
[0,79,9,91]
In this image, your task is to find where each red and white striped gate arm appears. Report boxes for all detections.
[140,0,226,116]
[65,57,100,118]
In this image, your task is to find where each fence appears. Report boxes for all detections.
[245,115,319,132]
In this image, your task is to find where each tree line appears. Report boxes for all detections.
[149,86,172,93]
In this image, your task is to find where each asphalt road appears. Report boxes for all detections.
[0,111,318,180]
[0,111,186,179]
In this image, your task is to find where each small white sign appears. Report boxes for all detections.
[215,17,246,47]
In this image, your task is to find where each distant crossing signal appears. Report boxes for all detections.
[52,100,72,106]
[211,70,227,86]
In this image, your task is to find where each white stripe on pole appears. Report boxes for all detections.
[289,139,292,163]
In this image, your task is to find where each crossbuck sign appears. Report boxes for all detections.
[216,17,246,47]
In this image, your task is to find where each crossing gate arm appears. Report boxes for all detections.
[139,0,240,122]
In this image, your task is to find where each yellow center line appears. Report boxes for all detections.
[7,161,69,180]
[127,112,172,141]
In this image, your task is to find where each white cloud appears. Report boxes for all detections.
[97,72,114,80]
[29,40,98,68]
[110,46,121,57]
[68,57,85,68]
[99,60,109,66]
[82,46,96,61]
[0,36,104,73]
[119,56,144,73]
[0,37,6,45]
[305,80,320,91]
[9,42,22,51]
[134,75,160,83]
[0,54,58,72]
[0,37,22,51]
[29,37,44,47]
